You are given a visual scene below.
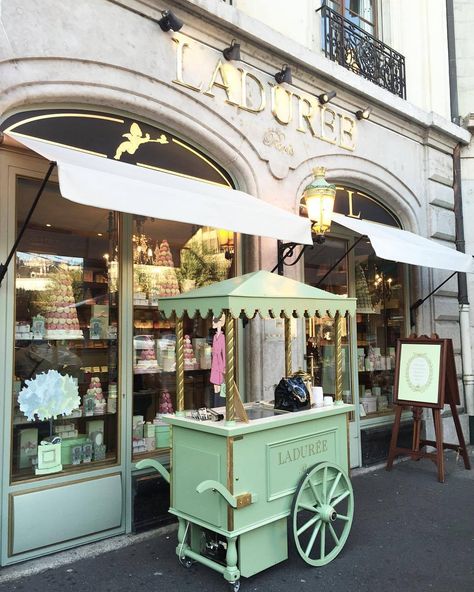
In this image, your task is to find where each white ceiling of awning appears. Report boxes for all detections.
[8,132,312,245]
[333,212,474,274]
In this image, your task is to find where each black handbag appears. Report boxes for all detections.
[274,376,311,412]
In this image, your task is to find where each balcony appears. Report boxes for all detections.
[321,3,406,99]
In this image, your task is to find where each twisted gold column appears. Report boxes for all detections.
[334,312,343,404]
[225,311,235,424]
[175,316,185,414]
[284,317,292,377]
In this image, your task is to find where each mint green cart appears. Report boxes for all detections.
[137,271,356,591]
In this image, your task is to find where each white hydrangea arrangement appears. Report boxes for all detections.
[19,370,80,422]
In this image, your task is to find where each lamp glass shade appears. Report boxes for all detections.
[303,167,336,235]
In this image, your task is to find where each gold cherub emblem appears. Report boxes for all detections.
[114,122,168,160]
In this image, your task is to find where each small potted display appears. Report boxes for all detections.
[18,370,80,475]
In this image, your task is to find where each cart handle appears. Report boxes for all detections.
[196,480,237,508]
[135,458,171,484]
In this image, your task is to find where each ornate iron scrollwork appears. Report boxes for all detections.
[322,4,406,99]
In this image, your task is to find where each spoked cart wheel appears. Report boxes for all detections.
[292,461,354,566]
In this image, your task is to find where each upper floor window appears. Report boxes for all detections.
[327,0,376,36]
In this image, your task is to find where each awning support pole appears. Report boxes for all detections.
[409,271,457,328]
[0,161,56,288]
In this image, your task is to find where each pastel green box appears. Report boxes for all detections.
[61,435,89,465]
[155,425,170,449]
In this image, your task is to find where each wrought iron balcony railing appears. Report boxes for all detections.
[321,4,406,99]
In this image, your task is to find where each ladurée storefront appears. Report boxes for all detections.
[0,0,470,565]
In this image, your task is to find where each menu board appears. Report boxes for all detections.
[393,338,459,409]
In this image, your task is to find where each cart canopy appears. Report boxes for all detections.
[158,270,356,320]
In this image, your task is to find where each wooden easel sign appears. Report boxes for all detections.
[386,337,470,482]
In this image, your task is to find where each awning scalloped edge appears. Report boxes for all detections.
[159,306,356,321]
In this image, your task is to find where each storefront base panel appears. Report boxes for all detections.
[132,470,175,533]
[361,423,412,467]
[10,473,122,556]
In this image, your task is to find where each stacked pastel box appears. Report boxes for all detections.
[144,423,156,452]
[183,334,198,370]
[54,423,78,439]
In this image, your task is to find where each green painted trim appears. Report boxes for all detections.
[120,213,134,535]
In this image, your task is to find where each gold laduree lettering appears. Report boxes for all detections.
[320,105,337,145]
[296,94,318,137]
[238,69,266,113]
[171,37,357,151]
[204,59,232,99]
[172,37,203,92]
[270,84,293,125]
[346,189,361,218]
[339,114,356,151]
[277,439,328,465]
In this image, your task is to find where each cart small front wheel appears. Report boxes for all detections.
[292,461,354,566]
[229,580,240,592]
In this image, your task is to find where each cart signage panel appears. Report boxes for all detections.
[267,429,336,501]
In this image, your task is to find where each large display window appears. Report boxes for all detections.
[304,237,352,403]
[131,216,235,460]
[304,186,409,423]
[12,177,120,482]
[354,238,405,419]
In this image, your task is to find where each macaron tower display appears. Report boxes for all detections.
[44,269,83,338]
[183,334,198,370]
[86,377,106,415]
[156,240,180,297]
[159,389,174,414]
[134,336,160,374]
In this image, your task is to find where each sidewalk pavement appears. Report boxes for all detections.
[1,449,473,592]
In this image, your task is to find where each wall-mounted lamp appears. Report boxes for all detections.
[223,39,241,61]
[274,64,292,85]
[301,167,337,244]
[318,90,337,105]
[356,107,372,120]
[272,167,336,274]
[217,229,234,260]
[157,9,183,32]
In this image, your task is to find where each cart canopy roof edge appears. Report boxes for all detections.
[158,270,357,320]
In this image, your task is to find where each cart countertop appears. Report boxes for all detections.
[161,403,354,436]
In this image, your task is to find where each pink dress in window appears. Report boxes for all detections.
[210,332,225,386]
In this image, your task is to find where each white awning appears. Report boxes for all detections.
[8,132,312,245]
[333,212,474,273]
